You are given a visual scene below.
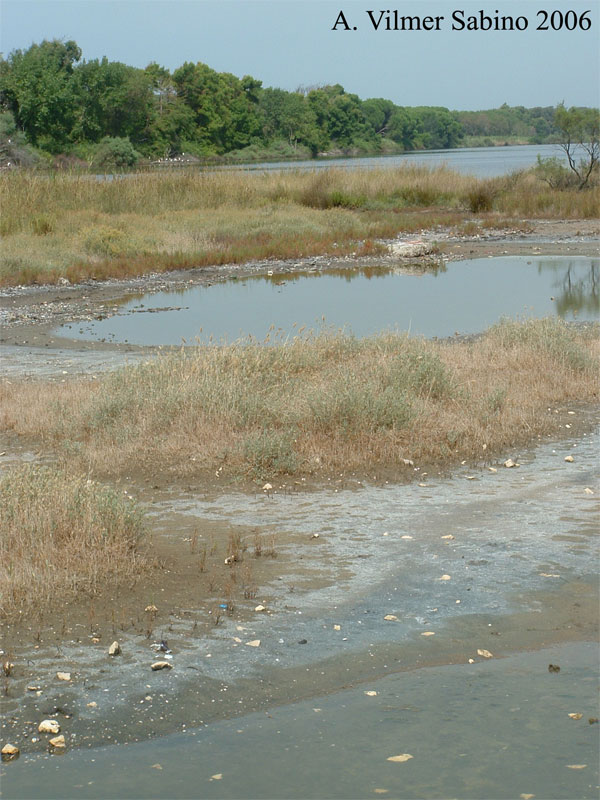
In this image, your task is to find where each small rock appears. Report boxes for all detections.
[504,459,519,468]
[297,639,308,644]
[310,533,320,539]
[439,574,451,581]
[254,605,266,612]
[56,672,71,681]
[145,605,158,613]
[38,719,60,734]
[86,702,97,708]
[421,631,435,636]
[151,661,173,671]
[383,615,398,621]
[568,713,583,720]
[441,535,454,540]
[401,458,414,466]
[27,685,41,691]
[564,455,574,462]
[49,735,66,749]
[108,641,121,656]
[477,649,494,659]
[1,743,19,760]
[548,663,560,673]
[584,487,594,494]
[245,640,261,647]
[333,624,341,631]
[488,467,497,473]
[262,483,273,492]
[364,690,377,696]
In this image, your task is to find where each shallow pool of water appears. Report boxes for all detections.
[4,642,598,800]
[57,256,599,346]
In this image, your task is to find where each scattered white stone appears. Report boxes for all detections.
[401,535,413,540]
[383,615,398,621]
[254,605,266,612]
[26,685,41,691]
[310,533,320,539]
[441,534,454,540]
[439,575,451,581]
[145,605,158,613]
[108,641,121,656]
[245,640,261,647]
[56,672,71,682]
[584,487,594,495]
[151,661,173,671]
[333,624,341,631]
[38,720,60,734]
[564,455,574,462]
[504,459,519,468]
[86,702,97,708]
[49,735,65,749]
[1,743,19,758]
[421,631,435,636]
[262,483,273,492]
[477,649,494,659]
[364,690,378,696]
[401,458,414,466]
[389,239,432,257]
[488,467,498,473]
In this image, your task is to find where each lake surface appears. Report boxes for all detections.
[58,256,599,346]
[228,143,572,178]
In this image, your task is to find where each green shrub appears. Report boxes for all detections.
[92,136,140,168]
[81,225,134,258]
[243,429,298,478]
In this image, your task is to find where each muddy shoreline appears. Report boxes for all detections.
[1,218,598,353]
[1,218,598,763]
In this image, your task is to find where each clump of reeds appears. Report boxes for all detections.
[0,465,147,618]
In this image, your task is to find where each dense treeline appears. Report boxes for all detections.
[0,39,585,167]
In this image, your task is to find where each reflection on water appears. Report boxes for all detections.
[544,260,598,316]
[56,256,599,347]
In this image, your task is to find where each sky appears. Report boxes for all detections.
[2,0,599,110]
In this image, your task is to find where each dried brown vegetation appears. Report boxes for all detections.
[1,167,597,285]
[0,465,147,618]
[1,320,597,483]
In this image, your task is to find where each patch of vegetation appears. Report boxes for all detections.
[0,465,147,617]
[1,321,597,481]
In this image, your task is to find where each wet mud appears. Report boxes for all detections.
[0,219,598,777]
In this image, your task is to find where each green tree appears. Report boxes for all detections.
[0,39,81,151]
[259,88,319,152]
[554,104,599,188]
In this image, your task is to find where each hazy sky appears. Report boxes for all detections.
[2,0,599,110]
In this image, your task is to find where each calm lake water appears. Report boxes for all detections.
[58,256,599,346]
[226,143,572,178]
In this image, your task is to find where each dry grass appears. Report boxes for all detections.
[1,167,597,285]
[1,320,597,481]
[0,465,147,618]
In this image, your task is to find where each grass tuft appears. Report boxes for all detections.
[0,465,147,618]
